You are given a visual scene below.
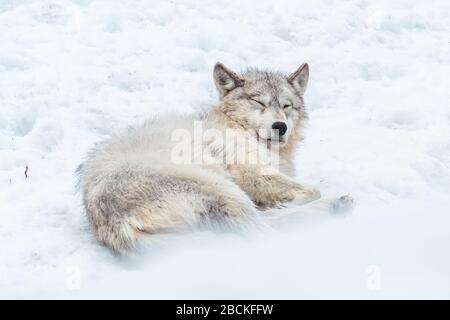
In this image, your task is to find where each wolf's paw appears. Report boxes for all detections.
[330,194,354,213]
[290,187,321,206]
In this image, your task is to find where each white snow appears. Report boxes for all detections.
[1,0,450,299]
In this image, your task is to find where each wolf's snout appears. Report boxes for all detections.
[272,121,287,136]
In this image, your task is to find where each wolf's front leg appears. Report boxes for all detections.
[227,164,321,207]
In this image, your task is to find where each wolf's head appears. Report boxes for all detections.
[213,62,308,150]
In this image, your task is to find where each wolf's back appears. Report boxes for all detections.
[77,119,184,251]
[77,117,254,252]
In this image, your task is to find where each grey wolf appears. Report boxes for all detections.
[77,62,352,252]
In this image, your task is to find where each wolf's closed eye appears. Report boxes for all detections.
[250,98,266,108]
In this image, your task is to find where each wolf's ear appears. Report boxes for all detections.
[213,62,244,98]
[288,63,309,96]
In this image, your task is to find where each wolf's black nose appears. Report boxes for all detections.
[272,122,287,136]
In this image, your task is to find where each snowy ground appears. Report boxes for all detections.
[1,0,450,299]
